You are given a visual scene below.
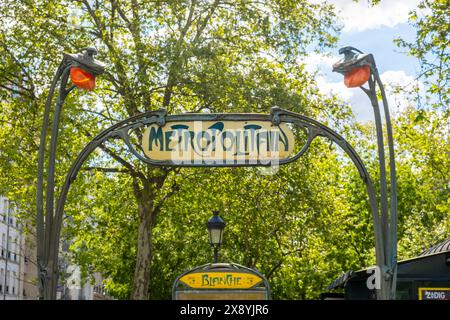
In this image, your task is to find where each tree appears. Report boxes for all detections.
[343,107,450,261]
[393,108,450,257]
[1,0,342,299]
[66,133,372,299]
[395,0,449,110]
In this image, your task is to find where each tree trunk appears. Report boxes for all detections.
[131,187,155,300]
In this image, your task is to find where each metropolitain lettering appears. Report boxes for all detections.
[143,121,293,164]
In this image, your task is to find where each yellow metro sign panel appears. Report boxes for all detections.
[141,120,295,164]
[179,271,263,289]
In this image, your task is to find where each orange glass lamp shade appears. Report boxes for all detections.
[70,67,96,91]
[344,65,370,88]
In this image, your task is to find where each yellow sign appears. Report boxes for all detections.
[179,272,263,289]
[141,121,295,164]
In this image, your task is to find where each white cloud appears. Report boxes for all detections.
[316,76,354,100]
[300,54,422,121]
[315,0,421,32]
[314,75,378,121]
[306,68,420,121]
[379,70,422,114]
[300,52,353,99]
[300,52,338,74]
[301,52,336,68]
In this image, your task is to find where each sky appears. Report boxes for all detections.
[304,0,424,122]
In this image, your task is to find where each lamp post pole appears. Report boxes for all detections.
[333,46,398,300]
[36,47,105,300]
[214,246,219,264]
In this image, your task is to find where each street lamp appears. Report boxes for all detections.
[206,211,226,263]
[333,46,398,300]
[36,47,106,300]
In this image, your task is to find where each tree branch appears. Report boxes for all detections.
[162,0,197,110]
[83,166,131,173]
[70,120,146,181]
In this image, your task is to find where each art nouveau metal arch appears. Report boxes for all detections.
[49,106,386,299]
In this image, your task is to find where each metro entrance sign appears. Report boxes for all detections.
[173,263,270,300]
[41,106,390,300]
[179,270,263,289]
[141,120,295,165]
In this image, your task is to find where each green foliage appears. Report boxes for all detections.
[68,107,449,300]
[68,138,374,299]
[0,0,449,300]
[393,108,450,257]
[394,0,450,110]
[0,0,345,299]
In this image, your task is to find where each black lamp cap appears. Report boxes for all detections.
[333,46,374,74]
[207,210,226,229]
[64,47,106,76]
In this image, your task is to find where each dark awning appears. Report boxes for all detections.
[419,238,450,257]
[327,238,450,291]
[327,271,355,290]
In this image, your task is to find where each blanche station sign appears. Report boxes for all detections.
[178,271,263,290]
[141,120,295,165]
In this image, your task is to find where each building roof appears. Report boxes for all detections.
[326,271,354,291]
[418,238,450,257]
[326,238,450,291]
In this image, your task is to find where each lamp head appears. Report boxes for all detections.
[65,47,107,91]
[207,210,226,247]
[64,47,106,76]
[333,46,374,87]
[333,46,373,75]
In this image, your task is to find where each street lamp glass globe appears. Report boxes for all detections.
[344,65,371,88]
[207,211,226,246]
[70,67,96,91]
[209,228,224,246]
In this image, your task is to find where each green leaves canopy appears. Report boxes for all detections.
[0,0,448,299]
